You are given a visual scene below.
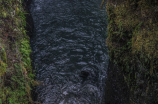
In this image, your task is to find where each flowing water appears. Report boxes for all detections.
[30,0,108,104]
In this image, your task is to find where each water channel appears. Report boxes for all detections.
[29,0,108,103]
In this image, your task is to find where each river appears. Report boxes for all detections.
[29,0,108,103]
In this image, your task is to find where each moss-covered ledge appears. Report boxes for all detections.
[105,0,158,103]
[0,0,36,103]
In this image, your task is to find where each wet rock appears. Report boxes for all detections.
[79,70,89,78]
[105,61,130,104]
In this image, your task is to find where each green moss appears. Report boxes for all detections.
[2,11,7,18]
[0,45,7,77]
[0,45,7,63]
[106,0,158,103]
[0,0,35,103]
[0,61,7,77]
[132,29,158,59]
[0,72,30,104]
[20,39,32,70]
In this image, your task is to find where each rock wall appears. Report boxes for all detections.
[105,0,158,103]
[105,61,129,104]
[0,0,35,103]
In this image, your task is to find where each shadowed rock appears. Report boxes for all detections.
[79,71,89,79]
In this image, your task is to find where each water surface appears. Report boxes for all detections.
[30,0,108,103]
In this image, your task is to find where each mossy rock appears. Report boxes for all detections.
[0,46,7,75]
[0,61,7,77]
[0,0,35,103]
[106,0,158,103]
[20,39,32,69]
[0,47,7,63]
[132,29,158,59]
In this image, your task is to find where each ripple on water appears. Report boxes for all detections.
[30,0,108,103]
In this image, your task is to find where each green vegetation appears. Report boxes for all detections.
[105,0,158,103]
[0,0,36,103]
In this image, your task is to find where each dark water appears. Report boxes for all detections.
[30,0,108,104]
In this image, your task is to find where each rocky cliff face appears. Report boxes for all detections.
[105,61,129,104]
[0,0,35,103]
[106,0,158,103]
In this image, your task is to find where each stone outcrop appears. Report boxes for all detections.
[105,0,158,103]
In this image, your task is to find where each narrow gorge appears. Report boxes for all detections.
[0,0,157,104]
